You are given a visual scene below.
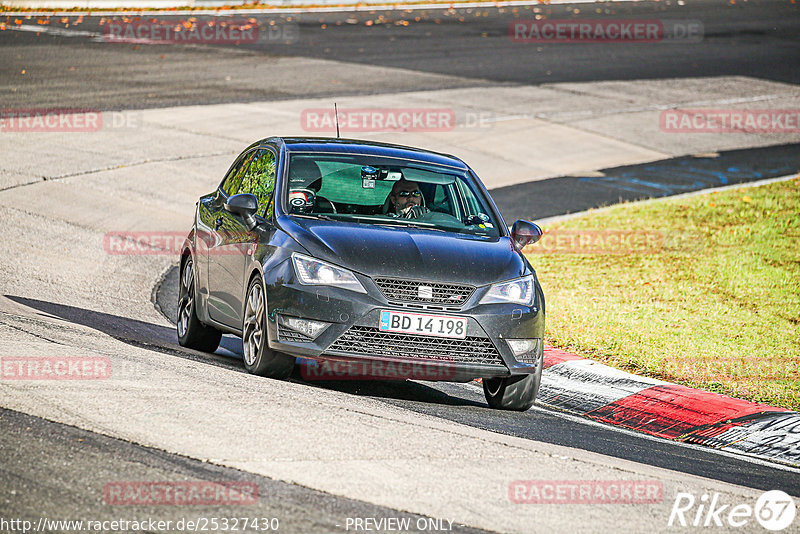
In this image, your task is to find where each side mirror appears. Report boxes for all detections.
[224,193,259,229]
[511,220,543,249]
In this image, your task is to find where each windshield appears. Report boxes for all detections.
[285,153,501,237]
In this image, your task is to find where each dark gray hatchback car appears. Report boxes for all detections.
[178,137,544,410]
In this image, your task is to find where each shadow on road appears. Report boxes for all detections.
[6,295,800,494]
[293,369,486,408]
[4,294,246,371]
[4,295,476,408]
[494,142,800,221]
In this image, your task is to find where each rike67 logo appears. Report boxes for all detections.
[668,490,796,531]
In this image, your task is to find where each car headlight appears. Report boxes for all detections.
[291,253,366,294]
[479,275,535,306]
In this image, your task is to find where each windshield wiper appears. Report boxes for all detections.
[375,219,447,232]
[291,213,336,221]
[374,221,414,229]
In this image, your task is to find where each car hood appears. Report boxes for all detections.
[280,216,527,286]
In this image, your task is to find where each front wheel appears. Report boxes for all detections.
[177,257,222,353]
[483,374,539,411]
[242,277,295,379]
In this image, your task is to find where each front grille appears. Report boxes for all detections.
[373,278,475,307]
[277,325,312,343]
[326,326,503,366]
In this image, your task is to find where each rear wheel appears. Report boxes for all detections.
[177,257,222,353]
[483,374,539,411]
[242,277,295,379]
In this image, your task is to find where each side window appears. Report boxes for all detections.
[431,184,454,216]
[221,150,257,196]
[238,149,277,219]
[456,179,481,217]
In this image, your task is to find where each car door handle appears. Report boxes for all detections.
[215,217,224,229]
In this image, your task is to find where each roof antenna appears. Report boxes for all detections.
[334,102,340,138]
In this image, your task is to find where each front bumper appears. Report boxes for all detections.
[263,259,544,381]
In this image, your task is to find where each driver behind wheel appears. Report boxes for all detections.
[387,179,430,219]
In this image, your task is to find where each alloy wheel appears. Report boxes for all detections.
[177,260,194,339]
[242,282,265,367]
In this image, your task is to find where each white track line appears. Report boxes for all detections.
[6,22,98,36]
[532,402,800,473]
[459,380,800,472]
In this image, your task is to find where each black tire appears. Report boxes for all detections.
[177,257,222,353]
[483,373,540,411]
[242,277,295,379]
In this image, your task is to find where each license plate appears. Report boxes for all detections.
[378,310,467,339]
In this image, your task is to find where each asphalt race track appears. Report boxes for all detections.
[2,0,800,532]
[2,0,800,109]
[492,142,800,221]
[1,407,490,534]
